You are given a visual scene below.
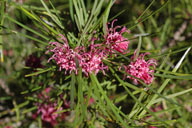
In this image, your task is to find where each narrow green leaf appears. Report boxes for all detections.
[12,101,29,114]
[21,4,61,13]
[155,68,192,76]
[13,100,20,121]
[154,73,192,80]
[80,0,88,22]
[150,46,191,58]
[38,116,42,128]
[49,0,62,22]
[69,0,74,21]
[16,31,48,45]
[25,67,55,77]
[70,72,76,109]
[135,0,155,24]
[103,0,113,35]
[73,0,82,30]
[0,0,5,62]
[40,0,64,29]
[22,106,37,114]
[77,68,85,124]
[152,88,192,104]
[20,7,38,21]
[127,0,170,30]
[6,15,49,41]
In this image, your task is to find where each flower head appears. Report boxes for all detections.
[47,35,108,76]
[103,19,130,55]
[46,35,81,74]
[79,43,108,76]
[33,87,70,127]
[123,50,157,84]
[4,126,13,128]
[37,103,60,126]
[32,88,61,126]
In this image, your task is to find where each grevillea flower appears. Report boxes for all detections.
[103,19,130,55]
[33,88,61,126]
[33,87,70,127]
[4,126,12,128]
[123,50,157,84]
[36,102,60,126]
[149,126,157,128]
[47,35,108,76]
[78,43,108,76]
[47,35,81,74]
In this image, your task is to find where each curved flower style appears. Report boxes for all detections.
[123,51,157,84]
[103,19,130,55]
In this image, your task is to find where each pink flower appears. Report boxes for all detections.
[47,35,108,76]
[79,43,108,76]
[33,87,70,126]
[47,35,81,74]
[103,19,130,55]
[33,88,60,126]
[37,103,60,126]
[123,50,157,84]
[149,126,157,128]
[85,96,95,106]
[4,126,12,128]
[38,87,51,99]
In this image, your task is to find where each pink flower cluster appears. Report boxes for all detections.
[47,19,157,84]
[123,51,157,84]
[103,19,130,55]
[33,87,70,126]
[47,35,80,74]
[78,43,108,76]
[47,35,108,76]
[47,20,130,76]
[36,102,60,126]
